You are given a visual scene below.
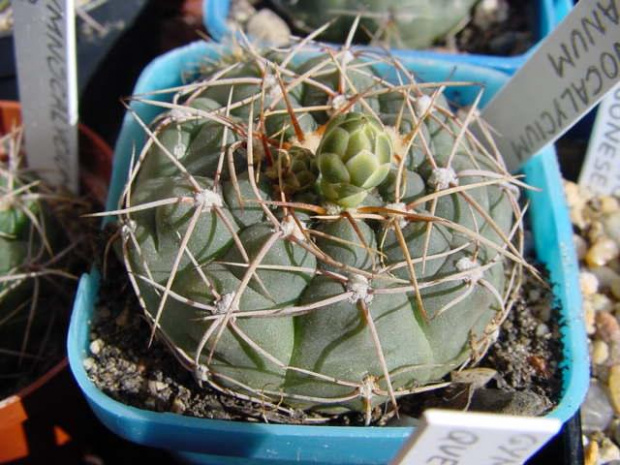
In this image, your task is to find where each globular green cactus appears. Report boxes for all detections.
[270,0,479,49]
[0,128,78,395]
[116,39,528,422]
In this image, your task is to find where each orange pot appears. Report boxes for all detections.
[0,100,113,463]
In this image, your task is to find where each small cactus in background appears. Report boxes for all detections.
[270,0,480,49]
[0,127,84,395]
[114,36,529,422]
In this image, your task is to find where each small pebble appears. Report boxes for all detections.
[609,365,620,414]
[585,439,599,465]
[596,312,620,344]
[535,323,550,337]
[592,267,620,290]
[585,300,596,335]
[565,181,591,229]
[593,294,615,313]
[587,237,620,268]
[600,437,620,463]
[593,340,610,365]
[148,380,168,395]
[171,397,187,414]
[89,339,104,355]
[82,357,96,371]
[581,379,614,433]
[575,234,588,260]
[607,343,620,368]
[582,271,600,296]
[612,278,620,300]
[601,197,620,214]
[473,0,509,28]
[527,288,541,302]
[603,212,620,244]
[589,221,607,244]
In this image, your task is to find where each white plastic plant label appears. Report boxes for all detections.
[392,410,562,465]
[578,82,620,195]
[480,0,620,173]
[12,0,79,192]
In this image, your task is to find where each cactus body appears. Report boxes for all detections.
[271,0,479,49]
[0,130,77,394]
[117,41,525,419]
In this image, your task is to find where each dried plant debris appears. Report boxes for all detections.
[0,127,95,399]
[564,181,620,464]
[85,32,562,426]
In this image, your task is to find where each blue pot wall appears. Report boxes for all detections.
[203,0,573,74]
[68,40,588,464]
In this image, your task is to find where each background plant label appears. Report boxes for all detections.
[12,0,78,192]
[578,82,620,195]
[392,410,561,465]
[480,0,620,173]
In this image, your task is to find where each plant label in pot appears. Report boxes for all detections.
[477,0,620,171]
[0,101,112,464]
[578,83,620,196]
[12,0,79,191]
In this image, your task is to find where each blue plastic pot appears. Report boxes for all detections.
[68,41,589,464]
[203,0,573,74]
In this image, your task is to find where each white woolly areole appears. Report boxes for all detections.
[385,202,409,229]
[169,108,194,121]
[325,202,343,216]
[360,376,375,399]
[457,107,481,123]
[346,274,373,304]
[290,131,321,154]
[121,220,137,240]
[429,167,458,190]
[264,73,282,101]
[456,257,484,283]
[172,128,185,158]
[342,50,355,65]
[330,94,348,112]
[194,365,210,383]
[173,144,185,159]
[194,188,223,211]
[280,215,307,241]
[215,292,236,315]
[415,95,433,117]
[384,126,406,160]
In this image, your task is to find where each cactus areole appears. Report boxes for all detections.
[115,42,528,422]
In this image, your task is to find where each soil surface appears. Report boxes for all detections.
[84,225,563,426]
[444,0,535,56]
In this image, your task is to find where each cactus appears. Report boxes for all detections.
[269,0,479,49]
[0,127,80,394]
[115,39,529,422]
